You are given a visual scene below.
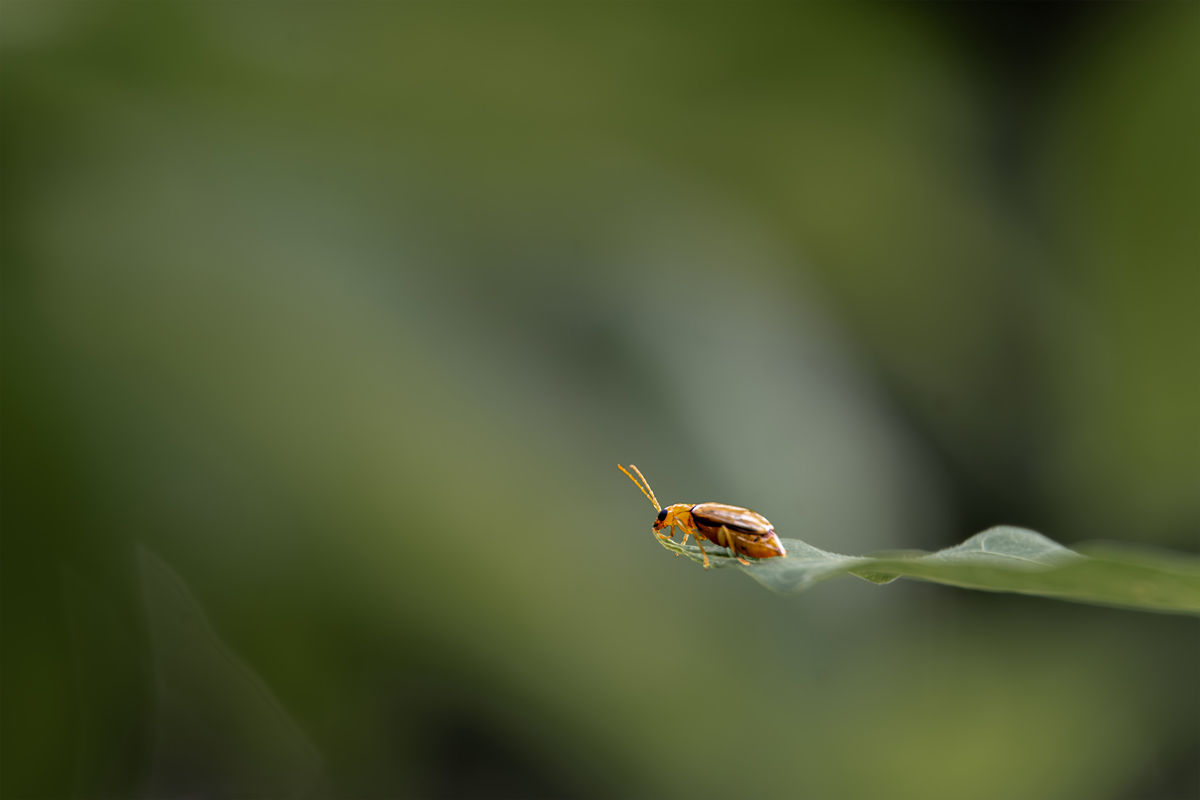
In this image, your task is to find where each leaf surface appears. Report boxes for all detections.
[655,526,1200,614]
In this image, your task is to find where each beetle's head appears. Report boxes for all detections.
[652,504,692,532]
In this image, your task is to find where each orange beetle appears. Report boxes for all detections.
[619,464,787,570]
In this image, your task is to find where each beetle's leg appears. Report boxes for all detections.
[693,538,711,570]
[721,528,751,565]
[714,527,744,565]
[673,524,690,556]
[668,523,696,555]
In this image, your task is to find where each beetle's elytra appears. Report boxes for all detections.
[619,464,787,570]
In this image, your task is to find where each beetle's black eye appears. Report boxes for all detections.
[657,509,669,522]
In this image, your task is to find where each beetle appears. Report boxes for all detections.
[618,464,787,570]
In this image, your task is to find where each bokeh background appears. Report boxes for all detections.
[3,2,1198,798]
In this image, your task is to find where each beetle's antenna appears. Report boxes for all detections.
[618,464,660,512]
[628,465,660,510]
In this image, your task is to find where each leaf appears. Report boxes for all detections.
[655,526,1200,615]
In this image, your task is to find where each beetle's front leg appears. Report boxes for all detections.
[662,522,691,556]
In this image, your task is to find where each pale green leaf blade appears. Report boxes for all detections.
[655,526,1200,614]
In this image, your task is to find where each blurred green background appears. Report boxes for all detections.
[3,2,1197,798]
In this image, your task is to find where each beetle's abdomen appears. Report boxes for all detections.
[733,532,787,559]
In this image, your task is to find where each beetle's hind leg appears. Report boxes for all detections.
[719,527,751,566]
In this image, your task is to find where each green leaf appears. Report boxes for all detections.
[655,526,1200,615]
